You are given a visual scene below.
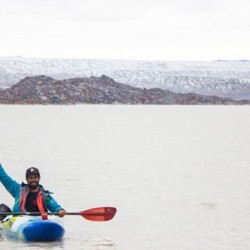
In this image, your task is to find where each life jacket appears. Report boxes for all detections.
[20,186,47,213]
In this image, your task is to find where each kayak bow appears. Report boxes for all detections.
[2,215,65,241]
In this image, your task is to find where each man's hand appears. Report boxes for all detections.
[58,209,67,217]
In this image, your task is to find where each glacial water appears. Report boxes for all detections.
[0,105,250,250]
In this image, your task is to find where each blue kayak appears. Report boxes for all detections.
[2,215,65,241]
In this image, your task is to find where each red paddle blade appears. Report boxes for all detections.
[80,207,117,221]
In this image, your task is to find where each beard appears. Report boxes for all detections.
[28,181,39,190]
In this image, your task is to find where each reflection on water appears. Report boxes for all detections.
[0,235,116,250]
[85,238,116,248]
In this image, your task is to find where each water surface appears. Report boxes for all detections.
[0,105,250,249]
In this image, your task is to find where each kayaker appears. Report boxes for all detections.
[0,163,66,217]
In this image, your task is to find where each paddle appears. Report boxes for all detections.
[0,207,117,222]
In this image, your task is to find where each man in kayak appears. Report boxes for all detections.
[0,163,66,217]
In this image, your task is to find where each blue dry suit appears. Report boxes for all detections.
[0,164,63,213]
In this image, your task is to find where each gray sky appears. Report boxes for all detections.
[0,0,249,60]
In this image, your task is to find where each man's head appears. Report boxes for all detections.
[25,167,40,191]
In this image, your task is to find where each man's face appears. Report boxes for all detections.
[27,175,40,190]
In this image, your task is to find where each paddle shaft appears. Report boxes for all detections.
[0,212,105,216]
[0,212,79,216]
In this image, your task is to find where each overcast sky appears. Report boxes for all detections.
[0,0,249,60]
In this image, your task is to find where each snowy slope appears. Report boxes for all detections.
[0,57,250,100]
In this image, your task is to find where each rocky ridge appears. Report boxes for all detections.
[0,75,249,105]
[0,57,250,100]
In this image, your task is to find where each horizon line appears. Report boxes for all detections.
[0,55,249,62]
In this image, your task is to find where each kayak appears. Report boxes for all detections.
[2,215,65,241]
[0,206,117,241]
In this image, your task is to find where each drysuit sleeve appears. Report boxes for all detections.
[45,194,64,213]
[0,163,20,198]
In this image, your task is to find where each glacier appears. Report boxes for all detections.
[0,57,250,100]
